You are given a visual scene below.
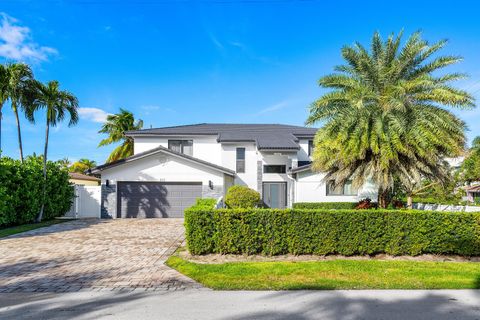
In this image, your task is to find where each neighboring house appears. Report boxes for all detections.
[89,123,377,218]
[69,172,100,186]
[465,184,480,203]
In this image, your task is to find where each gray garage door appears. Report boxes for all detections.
[117,182,202,218]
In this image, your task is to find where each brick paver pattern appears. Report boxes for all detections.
[0,219,202,292]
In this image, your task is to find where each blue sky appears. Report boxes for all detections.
[1,0,480,164]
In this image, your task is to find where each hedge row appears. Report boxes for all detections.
[293,202,358,209]
[184,208,480,256]
[0,156,74,227]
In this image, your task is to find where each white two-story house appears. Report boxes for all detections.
[89,123,377,218]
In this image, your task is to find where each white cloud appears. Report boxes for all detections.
[0,12,57,62]
[78,107,111,123]
[256,100,290,115]
[140,105,176,115]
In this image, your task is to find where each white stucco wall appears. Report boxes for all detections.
[101,152,225,186]
[294,170,378,203]
[133,135,223,166]
[221,143,258,190]
[297,139,312,162]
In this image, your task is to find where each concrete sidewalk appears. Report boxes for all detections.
[1,290,479,319]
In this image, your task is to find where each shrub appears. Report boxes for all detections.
[184,207,480,256]
[194,198,217,209]
[224,185,260,208]
[0,156,74,227]
[293,202,357,210]
[355,198,377,209]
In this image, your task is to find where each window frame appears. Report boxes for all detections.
[236,147,246,173]
[168,139,193,156]
[326,180,358,196]
[308,140,314,157]
[263,165,287,174]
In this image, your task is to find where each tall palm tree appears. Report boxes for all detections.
[0,64,8,155]
[6,63,33,162]
[98,108,143,163]
[306,31,475,207]
[25,80,79,222]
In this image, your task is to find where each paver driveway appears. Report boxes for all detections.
[0,219,202,292]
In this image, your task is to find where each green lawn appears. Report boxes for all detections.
[0,219,66,238]
[166,255,480,290]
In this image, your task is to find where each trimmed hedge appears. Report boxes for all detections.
[293,202,358,209]
[0,156,74,227]
[184,208,480,256]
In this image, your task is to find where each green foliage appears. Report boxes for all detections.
[306,31,474,207]
[98,108,143,163]
[0,156,74,227]
[194,198,217,209]
[69,158,97,173]
[293,202,357,209]
[185,208,480,256]
[461,136,480,183]
[224,185,261,209]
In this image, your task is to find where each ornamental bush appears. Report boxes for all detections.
[0,156,74,227]
[293,202,357,209]
[184,207,480,256]
[224,185,261,209]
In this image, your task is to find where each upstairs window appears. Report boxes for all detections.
[263,165,287,174]
[308,140,314,157]
[168,140,193,156]
[326,180,358,196]
[236,148,245,173]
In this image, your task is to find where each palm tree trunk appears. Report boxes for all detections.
[12,102,24,162]
[377,189,389,208]
[407,195,413,209]
[36,119,49,223]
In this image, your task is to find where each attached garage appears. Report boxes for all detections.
[117,181,202,218]
[89,146,236,219]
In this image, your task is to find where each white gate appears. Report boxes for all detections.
[65,185,101,219]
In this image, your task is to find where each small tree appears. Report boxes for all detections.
[224,185,261,208]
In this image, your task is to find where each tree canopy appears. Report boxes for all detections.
[306,31,475,206]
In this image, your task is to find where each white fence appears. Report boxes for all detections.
[413,203,480,212]
[65,185,101,219]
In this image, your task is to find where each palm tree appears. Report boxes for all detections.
[25,80,79,222]
[0,64,8,155]
[56,157,71,170]
[6,63,33,162]
[98,108,143,163]
[306,31,475,207]
[69,158,97,173]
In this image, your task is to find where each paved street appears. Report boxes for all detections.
[0,290,479,319]
[0,219,201,292]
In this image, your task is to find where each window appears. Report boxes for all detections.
[308,140,314,157]
[168,140,193,156]
[326,180,358,196]
[263,165,287,174]
[236,148,245,173]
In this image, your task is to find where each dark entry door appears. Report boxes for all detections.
[117,181,202,218]
[263,182,287,208]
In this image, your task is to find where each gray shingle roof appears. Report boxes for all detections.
[88,145,236,176]
[126,123,318,150]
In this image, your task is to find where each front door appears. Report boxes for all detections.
[263,182,287,208]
